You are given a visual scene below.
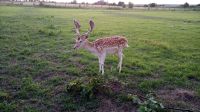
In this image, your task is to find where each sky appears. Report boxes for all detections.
[52,0,200,4]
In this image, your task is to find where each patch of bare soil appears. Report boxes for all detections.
[158,88,197,102]
[97,81,137,112]
[97,98,118,112]
[97,96,137,112]
[107,81,123,93]
[157,88,200,111]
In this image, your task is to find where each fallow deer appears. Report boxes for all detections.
[73,19,128,75]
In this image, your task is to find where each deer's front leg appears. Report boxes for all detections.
[117,49,123,73]
[99,53,106,75]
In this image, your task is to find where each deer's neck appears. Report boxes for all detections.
[83,40,97,54]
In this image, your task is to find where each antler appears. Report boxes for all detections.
[73,19,81,35]
[85,19,95,35]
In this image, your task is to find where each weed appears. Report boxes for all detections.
[117,93,141,104]
[0,102,16,112]
[66,76,104,99]
[0,91,10,100]
[138,93,165,112]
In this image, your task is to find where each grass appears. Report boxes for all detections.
[0,6,200,111]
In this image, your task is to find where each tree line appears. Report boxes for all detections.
[3,0,200,8]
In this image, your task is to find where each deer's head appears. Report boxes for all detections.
[73,19,95,49]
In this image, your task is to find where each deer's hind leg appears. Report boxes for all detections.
[98,58,102,73]
[98,53,106,75]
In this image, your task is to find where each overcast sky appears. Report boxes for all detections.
[53,0,199,4]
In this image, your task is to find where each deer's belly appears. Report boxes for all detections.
[104,47,118,54]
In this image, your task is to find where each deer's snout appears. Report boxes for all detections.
[73,44,79,49]
[73,45,77,49]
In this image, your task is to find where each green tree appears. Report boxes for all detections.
[149,3,157,7]
[71,0,77,4]
[128,2,134,8]
[183,2,189,8]
[118,1,125,6]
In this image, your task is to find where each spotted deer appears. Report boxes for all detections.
[73,19,129,75]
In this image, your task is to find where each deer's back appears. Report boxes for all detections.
[94,36,128,49]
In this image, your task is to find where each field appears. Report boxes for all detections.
[0,6,200,111]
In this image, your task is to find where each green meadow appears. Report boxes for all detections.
[0,6,200,111]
